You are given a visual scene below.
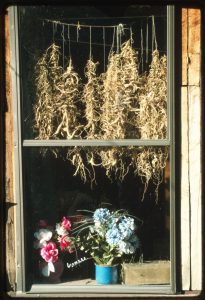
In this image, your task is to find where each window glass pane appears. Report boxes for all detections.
[23,146,170,286]
[19,5,167,140]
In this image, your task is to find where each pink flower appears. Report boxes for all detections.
[61,217,71,231]
[40,242,58,263]
[58,235,71,250]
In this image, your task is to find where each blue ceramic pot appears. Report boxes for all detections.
[95,264,118,284]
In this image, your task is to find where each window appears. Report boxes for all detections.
[9,4,176,295]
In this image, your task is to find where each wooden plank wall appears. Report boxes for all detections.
[181,8,202,291]
[5,10,16,291]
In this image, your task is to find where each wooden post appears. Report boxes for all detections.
[181,8,202,291]
[5,10,16,291]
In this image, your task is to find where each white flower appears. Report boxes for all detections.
[56,223,67,236]
[34,229,52,248]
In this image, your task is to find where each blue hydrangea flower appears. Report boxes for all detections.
[108,216,119,229]
[93,208,110,224]
[118,235,140,254]
[118,216,136,239]
[106,227,123,245]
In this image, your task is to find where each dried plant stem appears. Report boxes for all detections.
[34,43,63,139]
[34,43,81,140]
[100,40,141,180]
[83,59,102,139]
[138,50,167,139]
[131,147,168,201]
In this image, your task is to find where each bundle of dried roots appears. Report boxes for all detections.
[34,43,81,140]
[131,147,168,201]
[34,43,63,139]
[101,40,141,140]
[53,59,81,139]
[67,147,98,187]
[100,148,131,182]
[99,40,141,180]
[82,59,103,139]
[138,50,167,139]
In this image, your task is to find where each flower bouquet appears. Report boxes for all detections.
[34,217,76,278]
[73,207,141,284]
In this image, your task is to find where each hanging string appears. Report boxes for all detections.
[45,19,124,29]
[110,26,116,55]
[67,24,71,61]
[141,25,144,73]
[118,23,124,49]
[152,15,158,50]
[130,26,133,44]
[89,26,92,59]
[61,24,65,68]
[116,25,119,54]
[103,27,106,71]
[146,18,149,65]
[77,21,81,42]
[151,16,154,53]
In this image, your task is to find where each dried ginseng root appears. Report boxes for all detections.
[67,147,96,186]
[132,147,168,201]
[82,59,102,139]
[138,50,167,139]
[100,148,131,182]
[34,43,63,139]
[131,50,168,201]
[101,40,141,140]
[100,40,141,180]
[53,59,82,139]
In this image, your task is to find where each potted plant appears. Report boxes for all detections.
[73,208,141,284]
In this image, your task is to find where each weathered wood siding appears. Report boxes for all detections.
[5,10,16,291]
[181,8,202,291]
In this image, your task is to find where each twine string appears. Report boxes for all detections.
[152,15,158,50]
[103,27,106,71]
[146,18,149,64]
[67,24,71,61]
[141,25,144,73]
[89,26,92,59]
[61,24,65,68]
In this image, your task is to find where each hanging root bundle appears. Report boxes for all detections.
[138,50,167,139]
[67,147,98,187]
[34,43,81,140]
[99,40,141,180]
[131,147,168,201]
[34,43,63,139]
[129,49,168,201]
[119,40,142,138]
[101,40,141,140]
[82,59,102,139]
[53,59,82,139]
[100,148,131,182]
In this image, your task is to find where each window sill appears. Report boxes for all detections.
[7,283,176,298]
[7,290,204,299]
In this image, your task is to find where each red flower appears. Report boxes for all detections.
[61,217,71,231]
[40,242,58,263]
[58,235,72,250]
